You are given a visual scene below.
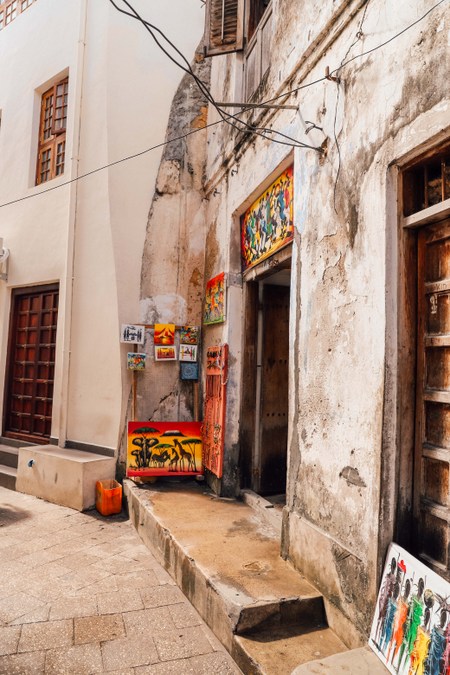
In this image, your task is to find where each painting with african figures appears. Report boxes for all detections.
[241,165,294,271]
[127,421,203,477]
[369,542,450,674]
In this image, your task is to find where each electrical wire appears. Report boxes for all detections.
[107,0,319,151]
[0,0,447,210]
[332,0,371,212]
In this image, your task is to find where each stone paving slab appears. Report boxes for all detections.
[0,486,241,674]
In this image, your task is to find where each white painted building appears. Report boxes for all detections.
[0,0,203,458]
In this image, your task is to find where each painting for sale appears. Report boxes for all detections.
[179,345,197,362]
[154,323,175,345]
[369,542,450,674]
[203,272,226,325]
[180,325,200,345]
[154,346,177,361]
[127,352,146,370]
[241,165,294,271]
[121,324,145,344]
[127,422,203,477]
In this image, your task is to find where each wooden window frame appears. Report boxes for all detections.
[36,77,69,186]
[0,0,35,30]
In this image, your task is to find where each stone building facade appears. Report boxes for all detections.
[139,0,450,644]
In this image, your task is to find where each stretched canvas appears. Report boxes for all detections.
[203,272,226,325]
[369,542,450,674]
[127,352,146,370]
[127,421,203,477]
[155,346,177,361]
[180,326,200,345]
[179,345,197,362]
[121,324,145,344]
[154,323,175,345]
[241,165,294,271]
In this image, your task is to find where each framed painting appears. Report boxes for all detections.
[127,421,203,477]
[241,165,294,271]
[155,346,177,361]
[203,272,226,325]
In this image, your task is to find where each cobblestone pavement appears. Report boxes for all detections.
[0,487,241,674]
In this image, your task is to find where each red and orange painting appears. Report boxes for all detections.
[154,323,175,345]
[127,421,203,477]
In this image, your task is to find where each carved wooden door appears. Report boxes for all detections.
[414,219,450,574]
[4,285,59,443]
[259,284,289,494]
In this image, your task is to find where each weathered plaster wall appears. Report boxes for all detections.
[136,55,211,428]
[200,0,450,641]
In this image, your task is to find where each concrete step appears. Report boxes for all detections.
[0,463,17,490]
[123,478,350,673]
[0,444,19,468]
[234,626,347,675]
[291,646,388,674]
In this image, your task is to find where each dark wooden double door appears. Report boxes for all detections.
[4,285,58,443]
[241,280,289,496]
[414,219,450,574]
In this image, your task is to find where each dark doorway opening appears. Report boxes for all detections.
[240,263,290,498]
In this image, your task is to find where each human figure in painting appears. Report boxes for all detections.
[407,589,434,675]
[397,577,425,673]
[387,577,411,665]
[381,580,402,654]
[375,557,398,647]
[423,606,447,675]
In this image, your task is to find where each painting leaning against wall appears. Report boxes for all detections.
[241,165,294,271]
[369,542,450,675]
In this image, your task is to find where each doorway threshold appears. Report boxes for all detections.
[240,489,283,537]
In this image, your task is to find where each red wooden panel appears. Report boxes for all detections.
[203,345,228,478]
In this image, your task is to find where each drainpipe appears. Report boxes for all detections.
[57,0,88,447]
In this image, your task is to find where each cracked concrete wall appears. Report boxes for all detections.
[136,55,211,424]
[200,0,450,644]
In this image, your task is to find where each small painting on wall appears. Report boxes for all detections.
[180,326,200,345]
[154,324,175,345]
[155,346,177,361]
[179,345,197,362]
[203,272,226,325]
[121,324,145,344]
[127,353,146,370]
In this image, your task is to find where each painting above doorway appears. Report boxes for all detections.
[241,165,294,271]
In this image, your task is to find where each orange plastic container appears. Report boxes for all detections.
[96,479,122,516]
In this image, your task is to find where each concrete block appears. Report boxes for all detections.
[16,445,116,511]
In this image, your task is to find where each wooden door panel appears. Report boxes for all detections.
[4,285,58,443]
[415,220,450,573]
[259,284,289,495]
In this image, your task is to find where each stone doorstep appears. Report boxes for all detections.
[15,445,116,512]
[123,479,350,674]
[291,646,389,674]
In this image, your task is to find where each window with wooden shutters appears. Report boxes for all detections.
[36,77,68,185]
[204,0,245,56]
